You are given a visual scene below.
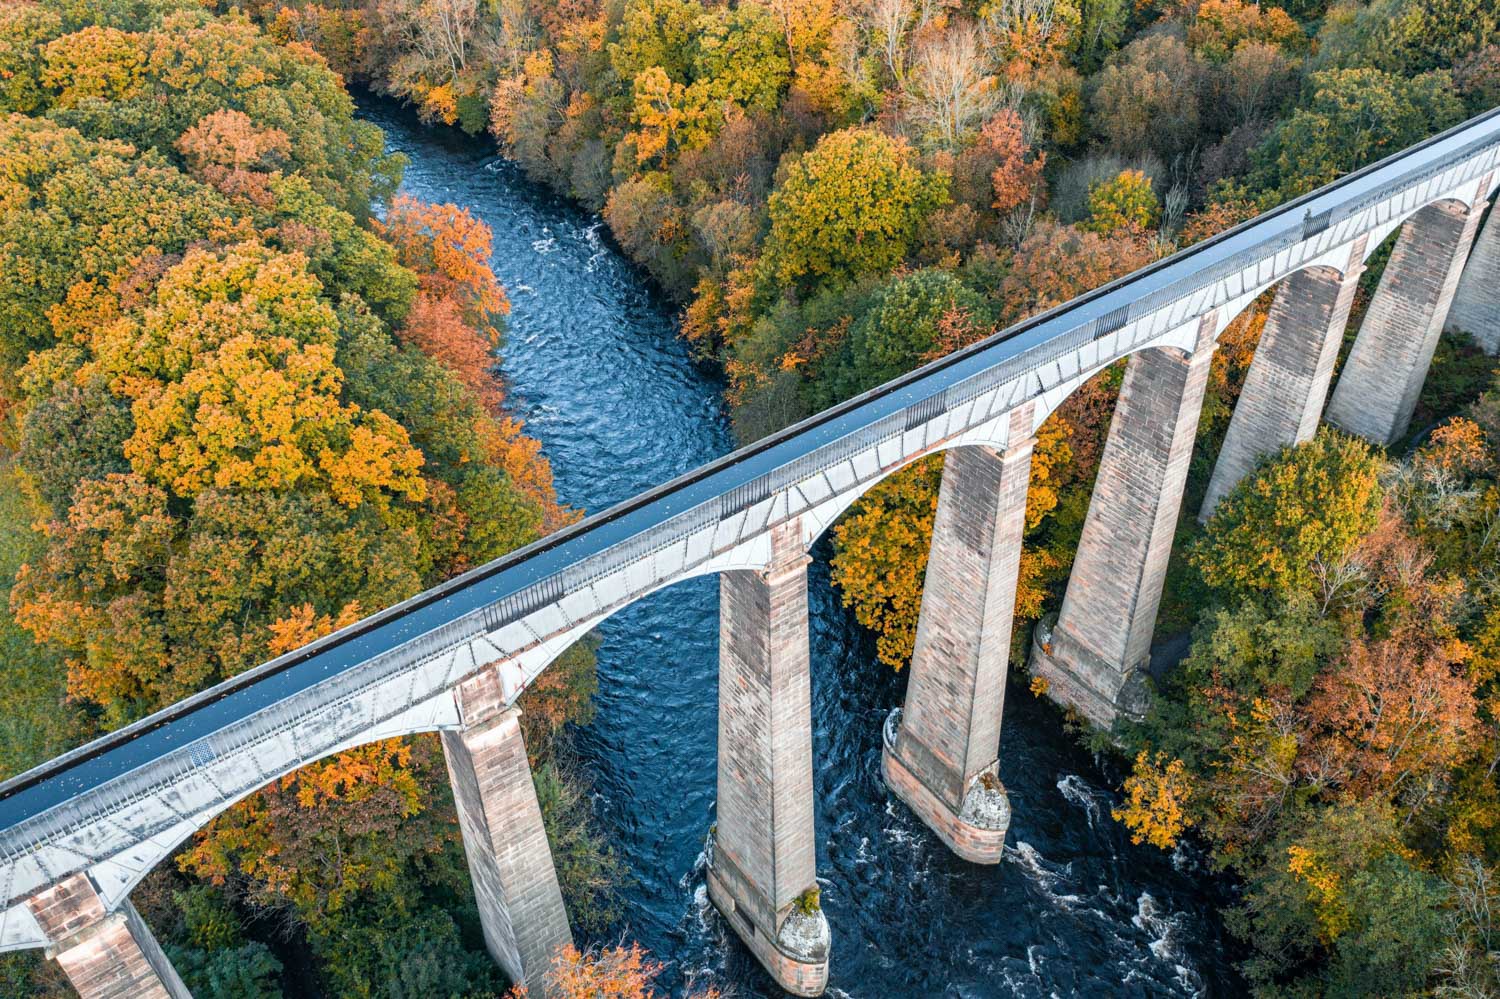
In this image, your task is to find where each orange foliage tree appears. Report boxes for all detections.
[379,194,509,322]
[507,942,721,999]
[176,109,292,206]
[982,108,1047,215]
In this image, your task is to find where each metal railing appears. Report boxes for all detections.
[2,104,1499,865]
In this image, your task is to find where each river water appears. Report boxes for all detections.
[359,96,1243,998]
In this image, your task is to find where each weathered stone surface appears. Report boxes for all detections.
[709,519,828,997]
[882,711,1010,864]
[26,874,188,999]
[883,406,1033,863]
[1448,205,1500,353]
[441,697,571,996]
[1201,242,1366,519]
[1033,315,1216,727]
[1328,196,1488,444]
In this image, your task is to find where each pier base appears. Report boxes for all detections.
[709,519,829,997]
[881,415,1033,864]
[27,874,189,999]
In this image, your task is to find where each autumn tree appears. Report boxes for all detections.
[33,9,399,216]
[1083,168,1159,234]
[175,109,292,206]
[1186,0,1303,63]
[370,0,481,124]
[830,456,942,668]
[979,0,1081,81]
[379,195,509,322]
[694,1,791,112]
[71,242,427,507]
[609,0,704,83]
[1088,32,1202,158]
[1192,429,1384,606]
[1113,751,1194,849]
[994,220,1153,327]
[1304,627,1478,801]
[901,22,1004,151]
[508,942,721,998]
[760,127,947,294]
[982,109,1047,216]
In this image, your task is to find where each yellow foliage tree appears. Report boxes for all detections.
[1112,750,1194,850]
[74,242,427,507]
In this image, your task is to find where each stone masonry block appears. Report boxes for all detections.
[1201,239,1366,518]
[1327,196,1487,445]
[442,707,572,996]
[1035,314,1216,726]
[1448,204,1500,353]
[26,874,189,999]
[884,406,1034,864]
[710,518,828,995]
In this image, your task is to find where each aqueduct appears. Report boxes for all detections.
[3,107,1500,997]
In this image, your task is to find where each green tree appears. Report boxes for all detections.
[822,269,989,401]
[313,908,504,999]
[1192,429,1384,606]
[1313,0,1497,80]
[170,944,283,999]
[1234,801,1447,994]
[760,128,947,295]
[1251,67,1465,198]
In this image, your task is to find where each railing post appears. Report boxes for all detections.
[1327,186,1490,445]
[1031,313,1217,727]
[26,874,190,999]
[441,671,571,996]
[1200,239,1367,519]
[709,518,828,997]
[882,405,1034,863]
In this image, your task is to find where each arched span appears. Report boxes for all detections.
[6,107,1500,958]
[797,422,1027,546]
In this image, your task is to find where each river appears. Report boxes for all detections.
[358,95,1243,998]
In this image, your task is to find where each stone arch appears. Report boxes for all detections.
[506,555,766,689]
[0,705,463,950]
[1030,335,1200,430]
[798,425,1025,548]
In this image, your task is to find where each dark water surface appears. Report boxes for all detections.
[360,95,1242,998]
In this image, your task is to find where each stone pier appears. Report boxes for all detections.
[1327,193,1489,445]
[1200,241,1366,518]
[26,874,189,999]
[1447,205,1500,353]
[442,672,571,997]
[882,406,1034,864]
[708,519,828,997]
[1031,315,1216,727]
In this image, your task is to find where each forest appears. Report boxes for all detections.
[0,0,1497,994]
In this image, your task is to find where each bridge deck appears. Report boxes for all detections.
[2,105,1499,838]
